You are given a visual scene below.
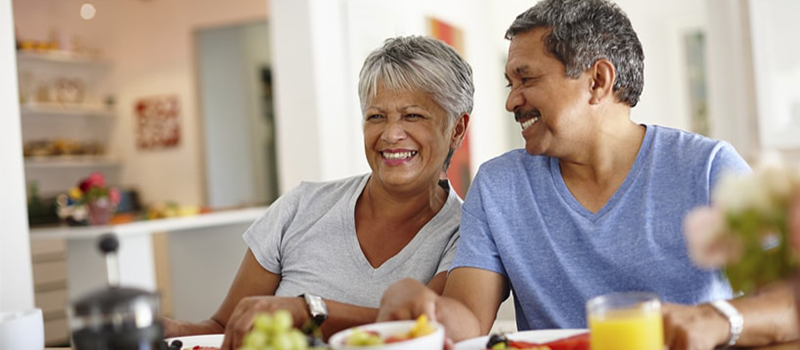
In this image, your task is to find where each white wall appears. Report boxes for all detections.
[749,0,800,152]
[0,0,35,311]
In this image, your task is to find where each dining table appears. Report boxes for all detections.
[45,341,800,350]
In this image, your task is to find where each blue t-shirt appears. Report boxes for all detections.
[451,124,751,330]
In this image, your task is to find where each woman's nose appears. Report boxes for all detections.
[382,120,407,143]
[506,88,524,112]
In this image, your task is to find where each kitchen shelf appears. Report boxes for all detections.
[24,156,121,169]
[20,103,114,118]
[17,50,110,67]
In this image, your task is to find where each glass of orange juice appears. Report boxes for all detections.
[586,292,664,350]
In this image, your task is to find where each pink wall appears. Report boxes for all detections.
[13,0,268,206]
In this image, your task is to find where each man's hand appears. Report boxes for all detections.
[662,302,729,350]
[220,296,310,350]
[377,278,439,323]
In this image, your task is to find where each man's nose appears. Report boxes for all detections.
[506,88,524,112]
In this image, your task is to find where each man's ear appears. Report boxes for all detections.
[450,113,470,149]
[588,58,616,105]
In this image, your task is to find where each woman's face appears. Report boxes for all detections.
[363,84,463,192]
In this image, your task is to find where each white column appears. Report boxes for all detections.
[705,0,760,159]
[270,0,362,193]
[0,0,35,311]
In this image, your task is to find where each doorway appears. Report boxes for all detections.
[195,21,278,208]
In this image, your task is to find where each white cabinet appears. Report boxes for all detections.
[17,51,120,196]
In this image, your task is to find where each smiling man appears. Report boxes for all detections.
[376,1,798,349]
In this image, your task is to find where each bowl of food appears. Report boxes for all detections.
[329,315,444,350]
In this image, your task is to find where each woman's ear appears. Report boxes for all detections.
[450,113,470,149]
[588,59,616,105]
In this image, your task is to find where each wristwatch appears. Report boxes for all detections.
[709,299,744,347]
[301,293,328,327]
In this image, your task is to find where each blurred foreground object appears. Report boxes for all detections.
[685,153,800,293]
[69,234,164,350]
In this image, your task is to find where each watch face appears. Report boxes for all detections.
[304,294,328,322]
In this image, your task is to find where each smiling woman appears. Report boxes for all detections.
[163,35,475,350]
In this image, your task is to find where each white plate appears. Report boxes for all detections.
[164,334,224,348]
[329,320,445,350]
[454,329,587,350]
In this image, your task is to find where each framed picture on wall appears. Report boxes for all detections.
[134,94,181,150]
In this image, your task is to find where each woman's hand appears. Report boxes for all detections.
[662,302,729,350]
[220,296,310,350]
[377,278,439,323]
[162,316,180,338]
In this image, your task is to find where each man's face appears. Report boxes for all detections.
[504,28,593,158]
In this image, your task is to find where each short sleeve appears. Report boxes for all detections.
[449,170,507,277]
[435,230,460,275]
[709,141,752,192]
[242,186,302,274]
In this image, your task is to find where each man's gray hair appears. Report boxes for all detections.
[506,0,645,107]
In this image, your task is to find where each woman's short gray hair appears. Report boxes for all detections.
[358,36,475,129]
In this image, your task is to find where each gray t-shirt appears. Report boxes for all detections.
[243,173,461,308]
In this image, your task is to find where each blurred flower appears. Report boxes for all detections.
[79,171,106,192]
[685,153,800,293]
[57,172,120,225]
[68,187,83,200]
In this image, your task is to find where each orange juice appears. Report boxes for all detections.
[588,308,664,350]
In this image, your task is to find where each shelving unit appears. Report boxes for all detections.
[17,50,119,196]
[17,50,118,347]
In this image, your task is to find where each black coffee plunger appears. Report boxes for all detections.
[69,233,165,350]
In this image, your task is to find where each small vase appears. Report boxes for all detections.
[87,198,115,225]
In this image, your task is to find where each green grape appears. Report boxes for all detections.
[288,330,308,350]
[244,330,268,348]
[237,310,321,350]
[253,313,274,332]
[346,329,383,346]
[273,310,293,333]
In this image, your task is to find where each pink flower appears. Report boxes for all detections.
[109,187,121,205]
[684,206,741,269]
[79,172,106,192]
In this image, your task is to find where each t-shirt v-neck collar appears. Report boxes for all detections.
[343,175,455,277]
[549,125,654,221]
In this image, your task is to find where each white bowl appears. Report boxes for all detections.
[329,320,445,350]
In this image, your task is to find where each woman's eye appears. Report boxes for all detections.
[366,114,383,121]
[405,113,423,120]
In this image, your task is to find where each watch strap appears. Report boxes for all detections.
[709,299,743,347]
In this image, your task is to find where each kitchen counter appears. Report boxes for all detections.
[30,206,267,322]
